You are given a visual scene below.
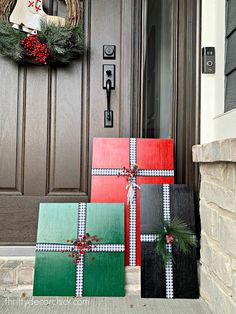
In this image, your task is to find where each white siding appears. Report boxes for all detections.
[201,0,236,143]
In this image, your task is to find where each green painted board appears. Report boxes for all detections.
[83,252,125,296]
[33,203,125,297]
[33,252,77,296]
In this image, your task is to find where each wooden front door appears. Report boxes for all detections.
[0,0,200,245]
[0,0,134,244]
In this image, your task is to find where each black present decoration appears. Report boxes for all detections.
[140,184,199,299]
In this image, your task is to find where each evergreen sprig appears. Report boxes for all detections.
[155,218,197,264]
[0,21,24,60]
[0,20,84,64]
[40,22,84,63]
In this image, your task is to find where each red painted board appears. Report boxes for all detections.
[91,138,174,266]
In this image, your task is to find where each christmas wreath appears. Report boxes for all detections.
[0,0,84,64]
[155,218,197,263]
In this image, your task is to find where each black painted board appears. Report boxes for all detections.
[140,184,199,299]
[141,242,166,298]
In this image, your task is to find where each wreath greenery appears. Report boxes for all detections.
[155,218,197,264]
[0,21,84,64]
[0,1,84,64]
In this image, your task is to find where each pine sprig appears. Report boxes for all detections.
[155,218,197,264]
[40,22,84,63]
[0,21,24,60]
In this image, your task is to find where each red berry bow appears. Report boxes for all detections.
[165,233,174,244]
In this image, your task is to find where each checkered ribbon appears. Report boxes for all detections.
[35,243,124,253]
[140,234,159,242]
[140,184,174,298]
[92,138,174,266]
[162,184,174,298]
[36,203,125,297]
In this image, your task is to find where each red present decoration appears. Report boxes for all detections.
[91,138,174,266]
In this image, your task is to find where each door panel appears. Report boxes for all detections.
[24,66,49,196]
[48,64,83,195]
[0,59,23,195]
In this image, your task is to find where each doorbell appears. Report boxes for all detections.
[202,47,215,74]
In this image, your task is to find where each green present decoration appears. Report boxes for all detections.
[33,203,125,297]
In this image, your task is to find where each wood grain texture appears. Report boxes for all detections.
[91,138,174,266]
[48,62,83,194]
[0,195,88,244]
[87,0,136,196]
[33,203,125,296]
[140,184,199,298]
[24,65,49,196]
[33,252,77,296]
[0,0,201,246]
[0,59,24,194]
[120,0,132,137]
[84,203,125,296]
[0,1,90,243]
[89,0,121,141]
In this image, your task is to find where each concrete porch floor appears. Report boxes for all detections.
[0,296,211,314]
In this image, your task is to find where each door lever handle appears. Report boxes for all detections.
[106,79,112,120]
[103,64,115,128]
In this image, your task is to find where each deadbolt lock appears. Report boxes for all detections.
[103,45,116,59]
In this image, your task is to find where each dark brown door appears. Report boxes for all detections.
[0,0,200,245]
[0,0,135,244]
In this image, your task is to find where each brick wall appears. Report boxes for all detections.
[193,139,236,313]
[0,258,140,297]
[0,258,34,297]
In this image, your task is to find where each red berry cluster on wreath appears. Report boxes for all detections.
[21,34,50,64]
[61,233,100,264]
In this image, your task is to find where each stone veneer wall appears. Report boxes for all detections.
[0,257,140,297]
[0,258,34,298]
[193,139,236,313]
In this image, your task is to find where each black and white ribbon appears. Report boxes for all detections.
[36,203,125,297]
[36,244,73,251]
[91,169,174,177]
[163,184,174,299]
[75,203,87,297]
[92,138,174,266]
[140,234,159,242]
[36,243,125,253]
[129,138,137,266]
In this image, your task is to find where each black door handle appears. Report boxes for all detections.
[103,64,115,128]
[106,79,112,120]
